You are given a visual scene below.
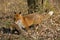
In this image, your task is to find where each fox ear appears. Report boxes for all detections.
[14,12,16,14]
[19,12,21,14]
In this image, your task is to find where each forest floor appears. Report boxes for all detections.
[0,0,60,40]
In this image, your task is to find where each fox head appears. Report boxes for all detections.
[14,12,22,22]
[14,12,25,29]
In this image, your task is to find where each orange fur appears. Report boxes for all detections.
[14,11,53,31]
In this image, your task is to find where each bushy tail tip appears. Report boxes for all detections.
[48,11,54,16]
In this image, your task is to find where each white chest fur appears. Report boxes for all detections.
[15,20,25,29]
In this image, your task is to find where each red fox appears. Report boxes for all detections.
[14,11,54,31]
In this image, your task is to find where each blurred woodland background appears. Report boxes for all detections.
[0,0,60,40]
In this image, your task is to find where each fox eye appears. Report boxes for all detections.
[14,12,16,14]
[19,12,21,14]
